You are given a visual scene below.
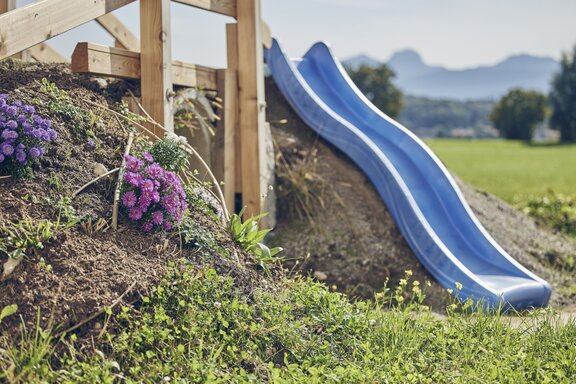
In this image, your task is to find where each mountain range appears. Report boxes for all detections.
[343,50,559,100]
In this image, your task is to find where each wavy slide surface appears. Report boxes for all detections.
[265,39,551,309]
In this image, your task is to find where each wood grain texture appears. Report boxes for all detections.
[140,0,173,133]
[96,13,139,51]
[215,68,238,213]
[0,0,135,59]
[71,43,217,89]
[173,0,236,18]
[236,0,265,215]
[226,23,242,196]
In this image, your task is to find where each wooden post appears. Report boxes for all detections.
[236,0,265,216]
[225,23,242,210]
[140,0,173,134]
[215,69,237,214]
[0,0,15,14]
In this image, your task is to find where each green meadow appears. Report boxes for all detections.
[426,139,576,203]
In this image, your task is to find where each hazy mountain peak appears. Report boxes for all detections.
[342,49,559,100]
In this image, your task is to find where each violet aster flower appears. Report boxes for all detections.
[22,122,32,134]
[146,163,164,179]
[32,129,44,139]
[29,147,41,159]
[16,151,26,163]
[138,195,152,210]
[23,105,35,114]
[40,119,52,129]
[47,129,57,141]
[121,191,137,207]
[128,207,143,221]
[142,152,154,163]
[142,221,153,232]
[32,115,42,125]
[1,129,18,140]
[151,211,164,225]
[124,172,143,187]
[17,114,27,124]
[13,101,22,107]
[5,120,17,129]
[1,143,14,156]
[125,155,143,172]
[163,221,173,231]
[6,106,17,116]
[140,179,154,192]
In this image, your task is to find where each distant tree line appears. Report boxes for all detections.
[346,44,576,142]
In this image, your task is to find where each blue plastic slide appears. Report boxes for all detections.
[265,39,551,310]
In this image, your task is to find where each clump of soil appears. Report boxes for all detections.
[266,78,576,310]
[0,61,260,338]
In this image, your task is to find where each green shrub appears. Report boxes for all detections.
[517,192,576,237]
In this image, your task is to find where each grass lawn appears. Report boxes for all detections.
[425,139,576,203]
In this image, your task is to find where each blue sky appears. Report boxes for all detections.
[18,0,576,69]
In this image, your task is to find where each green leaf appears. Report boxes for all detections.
[0,304,18,323]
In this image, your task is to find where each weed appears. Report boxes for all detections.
[230,208,283,276]
[516,192,576,238]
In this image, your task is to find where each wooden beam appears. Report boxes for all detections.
[261,19,272,49]
[215,68,237,213]
[0,0,135,59]
[172,0,236,18]
[0,0,16,14]
[226,23,242,199]
[71,43,217,90]
[96,13,139,52]
[140,0,173,133]
[28,43,67,63]
[236,0,265,216]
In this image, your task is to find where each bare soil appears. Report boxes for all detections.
[266,78,576,311]
[0,61,260,339]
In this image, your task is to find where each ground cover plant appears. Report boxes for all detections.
[1,264,576,383]
[425,139,576,203]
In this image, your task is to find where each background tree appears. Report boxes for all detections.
[550,45,576,142]
[347,64,403,118]
[490,88,547,141]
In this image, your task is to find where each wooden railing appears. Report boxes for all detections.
[0,0,269,216]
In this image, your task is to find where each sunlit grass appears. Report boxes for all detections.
[426,139,576,202]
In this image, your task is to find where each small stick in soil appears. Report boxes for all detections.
[55,280,138,338]
[71,168,120,198]
[112,132,135,231]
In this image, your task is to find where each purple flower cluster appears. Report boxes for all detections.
[0,95,56,169]
[121,152,187,232]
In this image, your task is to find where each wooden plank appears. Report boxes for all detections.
[28,43,67,63]
[0,0,135,59]
[226,23,242,197]
[215,68,237,213]
[172,0,236,18]
[71,43,218,90]
[0,0,16,14]
[96,13,139,52]
[140,0,173,133]
[261,19,272,49]
[236,0,265,216]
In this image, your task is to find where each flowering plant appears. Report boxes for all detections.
[0,94,57,177]
[121,152,188,232]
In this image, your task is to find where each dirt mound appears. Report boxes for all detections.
[266,78,576,310]
[0,61,258,338]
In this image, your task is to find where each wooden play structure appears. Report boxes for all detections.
[0,0,271,216]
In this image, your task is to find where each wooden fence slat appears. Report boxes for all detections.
[215,68,238,213]
[71,43,218,90]
[172,0,236,18]
[226,23,242,199]
[140,0,173,133]
[0,0,136,59]
[236,0,265,216]
[96,13,140,52]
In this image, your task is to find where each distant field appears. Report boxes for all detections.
[425,139,576,203]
